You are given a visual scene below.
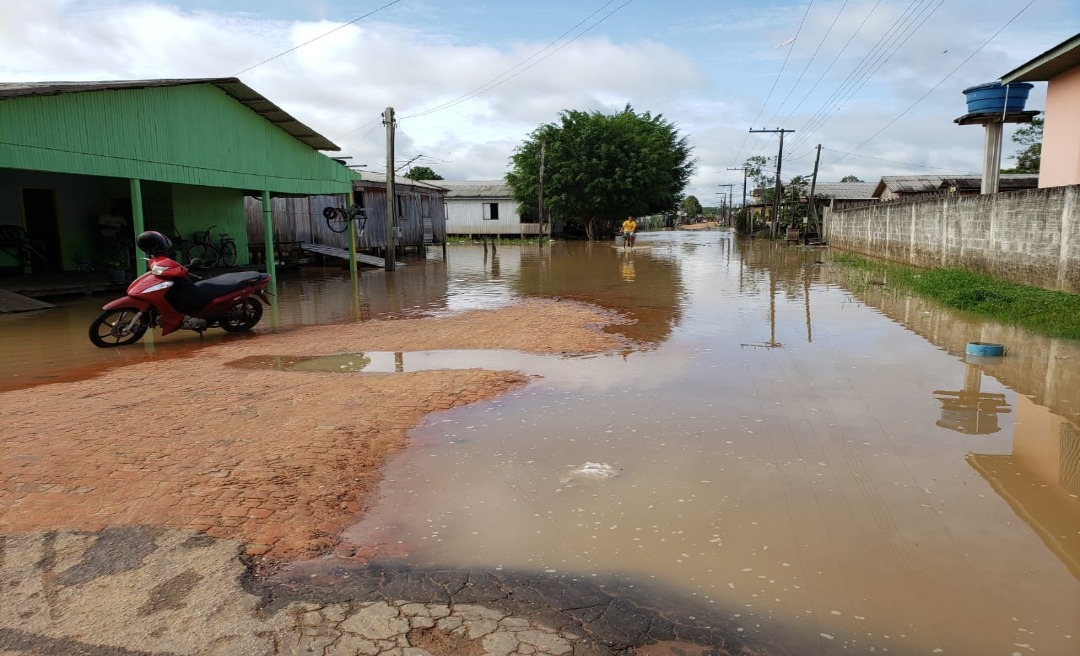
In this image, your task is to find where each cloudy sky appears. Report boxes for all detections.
[2,0,1076,205]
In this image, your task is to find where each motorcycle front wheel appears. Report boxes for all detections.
[89,307,151,347]
[219,298,263,332]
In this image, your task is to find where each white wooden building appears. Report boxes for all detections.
[440,180,540,237]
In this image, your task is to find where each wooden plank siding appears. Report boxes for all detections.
[244,182,446,253]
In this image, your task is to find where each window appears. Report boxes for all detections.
[483,202,500,220]
[396,195,406,217]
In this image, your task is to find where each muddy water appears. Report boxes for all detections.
[321,234,1077,655]
[3,233,1079,654]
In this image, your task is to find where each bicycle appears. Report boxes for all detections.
[185,225,237,269]
[323,204,367,235]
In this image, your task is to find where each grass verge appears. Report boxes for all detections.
[829,252,1080,341]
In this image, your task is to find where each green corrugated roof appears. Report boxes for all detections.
[0,78,340,151]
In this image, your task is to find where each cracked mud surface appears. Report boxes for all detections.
[1,528,780,655]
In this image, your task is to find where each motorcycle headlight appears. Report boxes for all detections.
[141,281,174,293]
[151,264,171,275]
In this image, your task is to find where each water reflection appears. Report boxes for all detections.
[967,395,1080,579]
[934,360,1012,434]
[285,233,1078,656]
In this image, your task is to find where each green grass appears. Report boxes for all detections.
[829,253,1080,341]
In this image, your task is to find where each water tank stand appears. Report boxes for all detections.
[954,110,1040,194]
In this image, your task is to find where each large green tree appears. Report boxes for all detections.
[680,195,703,219]
[1003,116,1042,174]
[403,165,444,180]
[506,105,695,240]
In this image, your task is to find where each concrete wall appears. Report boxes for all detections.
[1041,67,1080,188]
[825,184,1080,294]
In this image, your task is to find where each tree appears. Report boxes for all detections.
[506,105,695,240]
[403,165,444,180]
[1003,116,1042,174]
[680,195,703,219]
[744,155,774,193]
[840,175,864,182]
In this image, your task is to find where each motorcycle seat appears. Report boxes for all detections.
[195,272,268,298]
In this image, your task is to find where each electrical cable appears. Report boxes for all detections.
[832,0,1037,162]
[400,0,633,120]
[763,0,850,128]
[786,0,941,153]
[726,1,815,169]
[234,0,403,76]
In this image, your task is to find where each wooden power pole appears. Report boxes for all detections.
[749,128,794,238]
[383,107,396,271]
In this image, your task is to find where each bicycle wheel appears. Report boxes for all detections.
[186,243,219,269]
[220,240,238,267]
[323,207,349,233]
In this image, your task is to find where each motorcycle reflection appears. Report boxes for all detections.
[88,230,271,348]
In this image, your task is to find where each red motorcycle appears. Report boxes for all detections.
[88,231,271,348]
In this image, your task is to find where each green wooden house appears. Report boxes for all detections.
[0,78,358,280]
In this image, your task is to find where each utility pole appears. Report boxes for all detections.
[727,166,749,234]
[383,107,396,271]
[749,128,794,238]
[807,144,822,239]
[718,183,735,227]
[538,141,546,248]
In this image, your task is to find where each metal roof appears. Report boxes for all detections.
[811,182,878,200]
[0,78,341,151]
[436,180,513,198]
[1001,33,1080,83]
[938,175,1039,191]
[355,171,448,191]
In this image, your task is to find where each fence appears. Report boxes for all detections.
[824,184,1080,294]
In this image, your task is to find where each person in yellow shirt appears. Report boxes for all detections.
[621,216,637,249]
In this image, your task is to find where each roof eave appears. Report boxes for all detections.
[1001,33,1080,83]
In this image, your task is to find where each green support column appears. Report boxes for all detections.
[347,189,358,274]
[261,190,277,290]
[129,178,146,275]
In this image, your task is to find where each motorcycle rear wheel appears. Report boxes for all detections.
[220,298,263,332]
[89,307,151,347]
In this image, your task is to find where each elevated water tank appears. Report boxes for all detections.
[962,81,1034,115]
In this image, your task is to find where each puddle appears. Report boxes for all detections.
[227,349,577,375]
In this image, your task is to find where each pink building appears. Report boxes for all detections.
[1001,33,1080,188]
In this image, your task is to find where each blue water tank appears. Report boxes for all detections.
[962,82,1033,115]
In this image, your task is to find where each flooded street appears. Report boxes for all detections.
[3,231,1080,654]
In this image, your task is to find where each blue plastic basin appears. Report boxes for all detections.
[963,82,1033,115]
[966,341,1005,357]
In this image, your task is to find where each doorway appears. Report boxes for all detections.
[21,188,61,273]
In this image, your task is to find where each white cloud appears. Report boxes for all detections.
[1,0,1074,203]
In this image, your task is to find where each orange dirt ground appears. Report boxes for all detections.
[0,299,626,562]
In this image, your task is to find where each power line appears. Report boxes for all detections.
[832,0,1038,162]
[727,1,815,169]
[778,0,885,128]
[234,0,403,76]
[821,147,976,173]
[787,0,943,152]
[400,0,634,120]
[764,0,849,127]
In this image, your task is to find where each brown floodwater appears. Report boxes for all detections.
[3,233,1079,654]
